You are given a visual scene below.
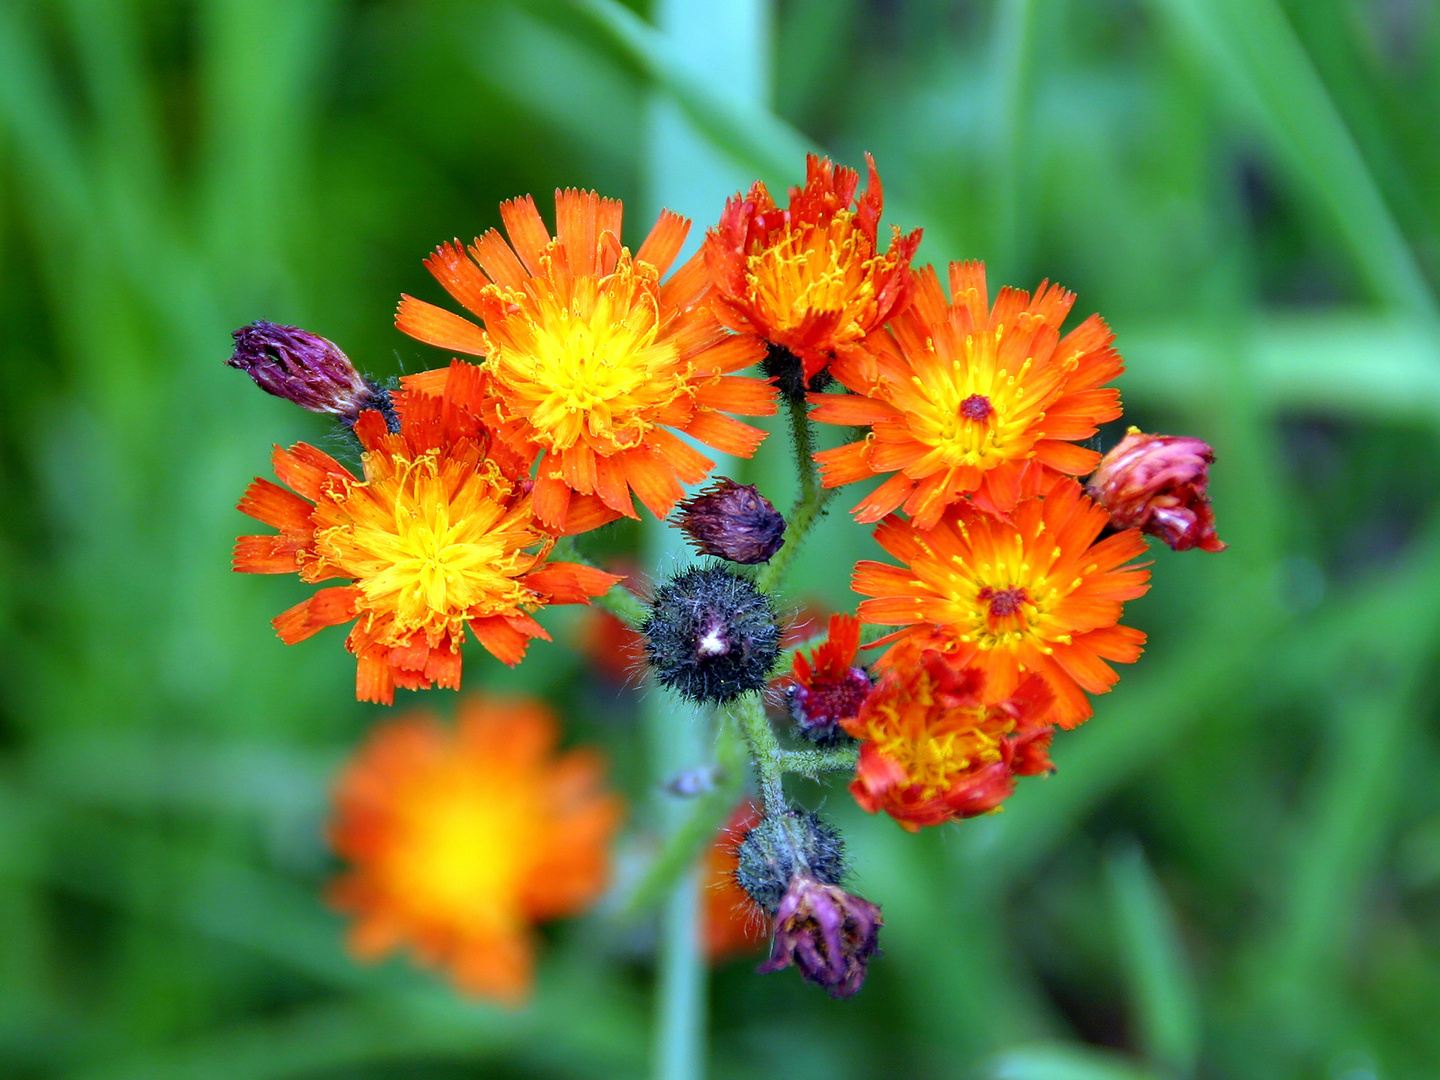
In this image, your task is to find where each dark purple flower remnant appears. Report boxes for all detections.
[758,873,882,998]
[228,322,397,430]
[675,478,786,564]
[1087,429,1226,552]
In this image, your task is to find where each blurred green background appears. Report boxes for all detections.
[3,0,1440,1077]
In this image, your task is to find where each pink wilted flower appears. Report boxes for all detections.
[1087,428,1226,552]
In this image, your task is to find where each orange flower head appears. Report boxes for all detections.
[703,153,921,393]
[788,613,873,743]
[811,261,1125,526]
[841,645,1055,831]
[395,190,776,530]
[703,802,768,961]
[233,374,622,704]
[852,480,1152,728]
[327,694,623,1003]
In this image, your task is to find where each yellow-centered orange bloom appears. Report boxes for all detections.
[852,480,1151,728]
[703,153,920,391]
[811,261,1124,527]
[233,377,621,704]
[841,645,1055,831]
[327,695,623,1003]
[395,190,775,530]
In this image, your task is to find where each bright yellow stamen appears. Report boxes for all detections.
[746,210,881,340]
[313,452,542,645]
[858,681,1012,800]
[484,258,689,454]
[389,766,539,930]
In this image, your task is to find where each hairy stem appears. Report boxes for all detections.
[728,693,786,812]
[756,394,838,594]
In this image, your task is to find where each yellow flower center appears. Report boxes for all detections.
[389,765,540,931]
[746,210,879,340]
[484,258,689,454]
[905,329,1049,471]
[312,450,542,645]
[859,676,1012,799]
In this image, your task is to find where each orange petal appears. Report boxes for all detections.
[635,208,691,278]
[395,295,489,357]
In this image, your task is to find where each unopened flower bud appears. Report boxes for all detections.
[675,479,786,565]
[1087,428,1226,552]
[734,810,847,913]
[642,565,782,704]
[758,873,883,998]
[227,321,397,430]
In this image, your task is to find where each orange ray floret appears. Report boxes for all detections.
[811,261,1125,527]
[232,389,622,704]
[395,190,775,530]
[703,153,921,391]
[852,480,1152,728]
[840,644,1055,831]
[327,694,623,1003]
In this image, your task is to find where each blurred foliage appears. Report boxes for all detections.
[2,0,1440,1078]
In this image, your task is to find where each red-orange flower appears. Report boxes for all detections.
[852,480,1151,728]
[395,190,775,530]
[703,153,920,392]
[703,802,768,961]
[811,261,1125,526]
[788,613,873,742]
[327,694,623,1003]
[841,645,1054,830]
[233,376,622,704]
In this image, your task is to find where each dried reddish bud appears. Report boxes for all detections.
[228,321,397,430]
[1087,428,1226,552]
[758,873,882,998]
[675,479,786,565]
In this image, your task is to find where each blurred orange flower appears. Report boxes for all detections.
[396,190,774,530]
[703,802,768,961]
[852,480,1151,728]
[233,380,621,704]
[327,695,623,1003]
[811,261,1124,527]
[842,645,1054,830]
[703,153,920,394]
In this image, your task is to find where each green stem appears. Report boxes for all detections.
[727,693,785,812]
[652,872,704,1080]
[775,745,860,779]
[756,394,838,594]
[620,714,747,919]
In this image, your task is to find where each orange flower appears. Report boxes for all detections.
[327,695,623,1003]
[233,377,622,704]
[788,613,873,742]
[703,802,768,961]
[703,153,920,393]
[811,261,1124,526]
[395,190,775,530]
[852,480,1151,728]
[841,645,1054,831]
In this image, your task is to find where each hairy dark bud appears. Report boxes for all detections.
[227,321,397,430]
[734,810,847,914]
[675,479,786,564]
[641,565,782,704]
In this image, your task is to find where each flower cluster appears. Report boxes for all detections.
[227,153,1223,1002]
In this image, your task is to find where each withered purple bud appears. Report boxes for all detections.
[675,479,786,565]
[1087,428,1227,553]
[758,873,883,999]
[227,321,397,430]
